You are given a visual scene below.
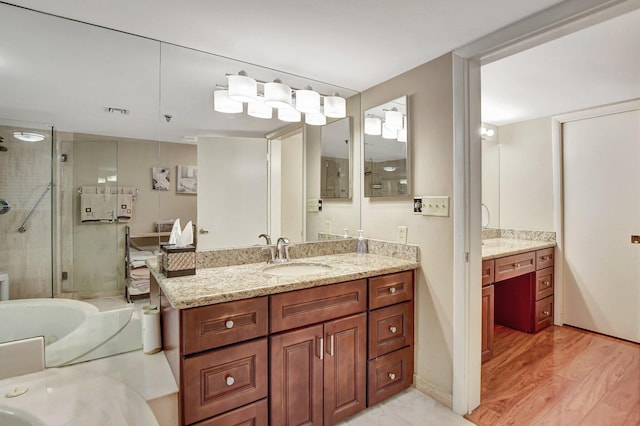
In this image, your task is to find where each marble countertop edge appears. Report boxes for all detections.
[150,253,419,309]
[481,238,556,260]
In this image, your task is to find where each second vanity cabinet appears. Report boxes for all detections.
[482,247,555,362]
[155,269,415,426]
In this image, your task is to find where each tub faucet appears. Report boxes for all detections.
[276,237,291,263]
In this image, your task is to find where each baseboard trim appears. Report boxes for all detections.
[413,374,453,409]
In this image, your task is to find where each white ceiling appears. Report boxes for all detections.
[482,7,640,125]
[2,0,638,139]
[4,0,567,92]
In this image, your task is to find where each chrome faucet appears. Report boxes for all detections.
[258,233,277,263]
[276,237,291,263]
[258,233,272,245]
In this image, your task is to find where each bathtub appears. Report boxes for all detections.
[0,298,142,367]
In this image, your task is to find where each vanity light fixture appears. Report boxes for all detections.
[324,94,346,118]
[397,116,408,142]
[247,96,273,119]
[12,131,45,142]
[384,107,403,130]
[264,79,293,109]
[214,90,243,113]
[383,166,397,172]
[214,72,347,125]
[295,86,321,114]
[305,111,326,126]
[277,105,302,123]
[227,71,258,103]
[364,115,382,135]
[382,125,397,139]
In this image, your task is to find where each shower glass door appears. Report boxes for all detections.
[0,119,54,299]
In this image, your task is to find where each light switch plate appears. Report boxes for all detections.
[421,196,449,217]
[398,226,408,244]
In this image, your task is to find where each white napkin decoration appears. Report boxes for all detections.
[168,219,193,247]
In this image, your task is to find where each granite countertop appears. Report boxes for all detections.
[149,253,419,309]
[482,238,556,260]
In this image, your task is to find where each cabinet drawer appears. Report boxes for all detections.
[368,301,414,359]
[368,270,414,310]
[536,248,555,270]
[193,398,268,426]
[367,346,414,406]
[183,338,268,424]
[534,295,554,332]
[494,252,535,282]
[182,297,268,355]
[535,267,554,301]
[482,260,494,287]
[270,280,367,333]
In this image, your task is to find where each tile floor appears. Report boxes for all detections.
[337,388,473,426]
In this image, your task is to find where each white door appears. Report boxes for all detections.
[197,137,268,250]
[563,108,640,343]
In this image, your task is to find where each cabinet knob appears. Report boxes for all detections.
[543,310,550,316]
[389,326,397,334]
[225,320,234,329]
[225,375,235,386]
[388,373,396,380]
[389,287,397,294]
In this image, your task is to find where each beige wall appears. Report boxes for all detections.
[361,53,455,400]
[498,117,554,231]
[481,138,500,228]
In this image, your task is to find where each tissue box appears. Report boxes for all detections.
[161,244,196,277]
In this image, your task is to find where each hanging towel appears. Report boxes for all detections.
[117,193,133,221]
[80,193,115,222]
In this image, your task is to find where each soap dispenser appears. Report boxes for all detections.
[356,230,367,254]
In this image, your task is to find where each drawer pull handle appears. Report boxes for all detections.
[514,263,521,268]
[317,336,324,360]
[543,310,550,316]
[389,287,397,294]
[225,320,234,329]
[225,376,235,386]
[328,333,334,357]
[389,326,397,334]
[543,281,551,287]
[388,373,396,380]
[540,255,550,261]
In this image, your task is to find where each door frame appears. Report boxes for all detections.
[452,0,640,415]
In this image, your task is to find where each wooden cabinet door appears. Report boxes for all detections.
[481,285,494,362]
[270,325,323,426]
[323,313,367,426]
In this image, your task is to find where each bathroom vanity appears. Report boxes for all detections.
[149,251,418,426]
[481,238,556,362]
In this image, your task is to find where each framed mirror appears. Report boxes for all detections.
[320,117,351,199]
[363,95,409,197]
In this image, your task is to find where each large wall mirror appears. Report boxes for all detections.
[0,2,360,305]
[363,96,409,197]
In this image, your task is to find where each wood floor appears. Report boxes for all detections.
[465,325,640,425]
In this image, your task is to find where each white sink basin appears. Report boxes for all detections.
[263,263,332,277]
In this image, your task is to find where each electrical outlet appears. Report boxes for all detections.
[421,196,450,217]
[398,226,408,244]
